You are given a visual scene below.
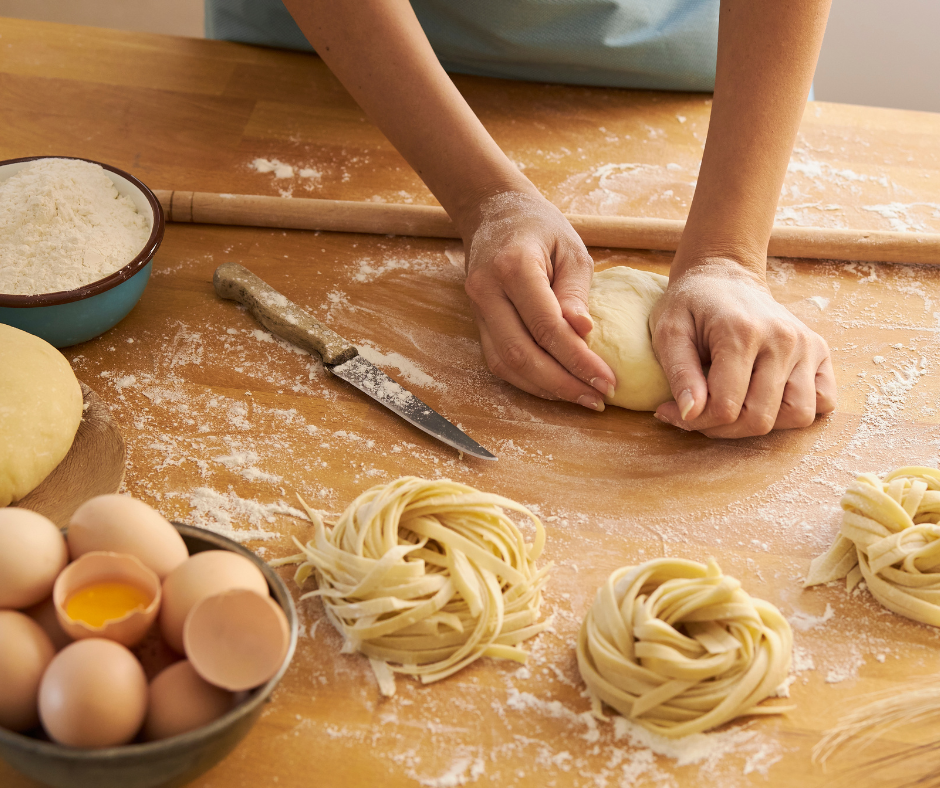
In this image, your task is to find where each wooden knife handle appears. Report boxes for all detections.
[213,263,357,366]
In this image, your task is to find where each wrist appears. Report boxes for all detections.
[448,176,541,241]
[668,252,768,288]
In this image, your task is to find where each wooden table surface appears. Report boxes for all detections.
[4,17,940,788]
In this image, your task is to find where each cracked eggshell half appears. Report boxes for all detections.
[53,551,161,647]
[160,550,269,654]
[183,589,290,692]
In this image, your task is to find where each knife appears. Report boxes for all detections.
[213,263,497,461]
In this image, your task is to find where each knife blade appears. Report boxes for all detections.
[213,263,497,460]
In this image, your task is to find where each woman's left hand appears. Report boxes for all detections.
[649,259,837,439]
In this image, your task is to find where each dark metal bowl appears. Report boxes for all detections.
[0,523,298,788]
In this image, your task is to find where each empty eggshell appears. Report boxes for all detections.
[0,508,69,609]
[184,589,289,692]
[53,552,161,647]
[160,551,269,654]
[144,660,234,741]
[38,638,147,748]
[0,610,56,732]
[68,494,188,580]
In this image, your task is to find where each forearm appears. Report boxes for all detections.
[675,0,832,277]
[281,0,535,236]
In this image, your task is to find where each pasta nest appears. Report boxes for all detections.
[577,558,793,738]
[285,476,551,695]
[805,466,940,626]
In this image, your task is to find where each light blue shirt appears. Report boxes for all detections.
[205,0,720,92]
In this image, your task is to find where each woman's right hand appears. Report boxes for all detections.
[462,190,616,411]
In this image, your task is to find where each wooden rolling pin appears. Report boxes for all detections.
[153,189,940,265]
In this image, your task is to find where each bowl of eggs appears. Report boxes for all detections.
[0,496,298,788]
[0,156,165,348]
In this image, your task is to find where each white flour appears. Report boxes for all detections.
[0,158,150,295]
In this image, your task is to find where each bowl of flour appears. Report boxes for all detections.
[0,156,164,347]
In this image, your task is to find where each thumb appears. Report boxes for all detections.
[652,315,708,422]
[552,245,595,338]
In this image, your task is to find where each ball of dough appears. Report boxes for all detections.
[585,266,673,411]
[0,324,83,507]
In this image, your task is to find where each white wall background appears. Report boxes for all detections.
[813,0,940,113]
[0,0,204,38]
[0,0,938,113]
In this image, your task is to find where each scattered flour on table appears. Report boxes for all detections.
[357,341,441,390]
[251,158,295,179]
[168,487,307,543]
[789,603,836,632]
[0,158,150,295]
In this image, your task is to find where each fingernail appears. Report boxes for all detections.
[654,412,671,425]
[578,394,604,411]
[677,389,695,420]
[591,377,615,398]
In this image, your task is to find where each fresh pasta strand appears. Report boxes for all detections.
[805,466,940,626]
[577,558,793,738]
[273,476,551,696]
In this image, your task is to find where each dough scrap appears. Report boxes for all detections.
[585,266,673,411]
[279,476,551,696]
[0,324,83,507]
[577,557,793,738]
[805,466,940,626]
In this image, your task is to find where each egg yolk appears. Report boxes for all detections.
[65,581,152,627]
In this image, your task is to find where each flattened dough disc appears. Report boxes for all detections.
[0,323,83,506]
[585,266,673,411]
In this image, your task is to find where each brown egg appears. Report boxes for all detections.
[0,611,56,731]
[38,638,147,747]
[53,552,161,647]
[143,660,234,741]
[160,551,268,654]
[68,495,188,580]
[184,589,290,692]
[0,508,68,609]
[131,623,183,682]
[24,596,73,652]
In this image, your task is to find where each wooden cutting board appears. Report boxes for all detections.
[16,382,125,526]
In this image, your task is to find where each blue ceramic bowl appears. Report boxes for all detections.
[0,156,165,348]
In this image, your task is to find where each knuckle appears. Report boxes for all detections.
[463,270,488,303]
[664,361,698,386]
[527,314,559,350]
[731,317,761,346]
[652,320,681,346]
[710,397,743,425]
[491,248,521,278]
[773,321,803,351]
[751,410,777,436]
[497,338,530,374]
[793,404,817,426]
[816,390,837,413]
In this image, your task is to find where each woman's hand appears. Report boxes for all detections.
[462,191,616,411]
[649,260,837,438]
